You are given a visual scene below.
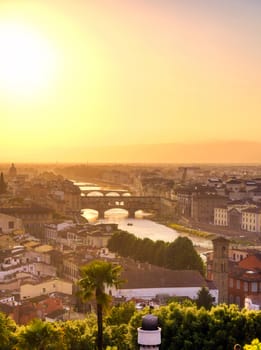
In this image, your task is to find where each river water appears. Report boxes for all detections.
[76,182,213,251]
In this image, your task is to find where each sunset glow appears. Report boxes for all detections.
[1,0,261,163]
[0,21,57,98]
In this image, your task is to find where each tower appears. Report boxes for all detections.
[212,236,229,304]
[9,163,17,178]
[0,172,7,194]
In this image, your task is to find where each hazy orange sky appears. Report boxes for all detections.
[1,0,261,163]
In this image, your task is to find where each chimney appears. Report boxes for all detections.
[137,314,161,350]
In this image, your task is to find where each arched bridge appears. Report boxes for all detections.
[81,196,162,218]
[81,189,131,196]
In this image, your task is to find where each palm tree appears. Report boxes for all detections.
[78,260,124,350]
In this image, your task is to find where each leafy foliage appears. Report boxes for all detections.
[0,301,260,349]
[244,338,261,350]
[106,301,136,326]
[78,260,124,350]
[0,312,16,350]
[195,286,214,310]
[16,318,64,350]
[108,232,204,274]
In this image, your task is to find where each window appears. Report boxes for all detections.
[251,282,258,292]
[42,288,46,294]
[8,221,14,229]
[221,263,226,272]
[236,280,240,289]
[229,278,234,288]
[244,282,248,292]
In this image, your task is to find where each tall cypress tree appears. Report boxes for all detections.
[0,172,7,194]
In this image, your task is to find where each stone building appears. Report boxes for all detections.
[191,193,227,223]
[229,253,261,307]
[211,237,229,304]
[0,213,23,234]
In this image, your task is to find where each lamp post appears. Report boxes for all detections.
[137,314,161,350]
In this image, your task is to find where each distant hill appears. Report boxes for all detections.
[77,141,261,164]
[4,141,261,164]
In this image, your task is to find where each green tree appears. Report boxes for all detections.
[59,317,97,350]
[166,237,204,275]
[196,286,214,310]
[0,312,16,350]
[16,318,64,350]
[106,301,136,326]
[108,233,204,275]
[78,260,124,350]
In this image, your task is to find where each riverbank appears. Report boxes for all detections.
[159,218,261,247]
[167,223,216,239]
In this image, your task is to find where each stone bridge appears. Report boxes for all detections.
[81,189,131,196]
[81,196,176,219]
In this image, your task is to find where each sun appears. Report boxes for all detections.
[0,21,57,98]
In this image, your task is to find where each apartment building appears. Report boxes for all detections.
[241,207,261,232]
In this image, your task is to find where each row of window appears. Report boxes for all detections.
[214,220,227,226]
[215,213,227,217]
[241,224,258,231]
[242,217,256,223]
[229,278,259,292]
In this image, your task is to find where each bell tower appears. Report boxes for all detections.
[9,163,17,178]
[212,236,229,304]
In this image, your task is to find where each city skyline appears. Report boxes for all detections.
[1,0,261,163]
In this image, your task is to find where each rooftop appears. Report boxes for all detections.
[120,264,207,289]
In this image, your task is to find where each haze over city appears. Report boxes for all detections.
[1,0,261,163]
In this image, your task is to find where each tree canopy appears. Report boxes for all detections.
[108,232,204,275]
[0,302,261,349]
[195,286,214,310]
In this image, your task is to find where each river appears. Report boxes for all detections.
[75,182,213,251]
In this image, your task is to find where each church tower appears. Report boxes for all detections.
[212,236,229,304]
[8,163,17,178]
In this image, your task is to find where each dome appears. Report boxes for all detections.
[141,314,158,330]
[9,163,17,177]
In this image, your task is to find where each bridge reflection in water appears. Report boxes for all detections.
[81,196,161,219]
[77,182,211,249]
[82,208,212,250]
[82,208,148,223]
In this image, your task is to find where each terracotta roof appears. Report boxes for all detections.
[46,308,66,319]
[0,206,53,214]
[229,253,261,282]
[120,265,206,289]
[238,253,261,270]
[230,267,261,282]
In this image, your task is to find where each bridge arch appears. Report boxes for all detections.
[105,192,121,197]
[86,191,104,197]
[81,208,99,221]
